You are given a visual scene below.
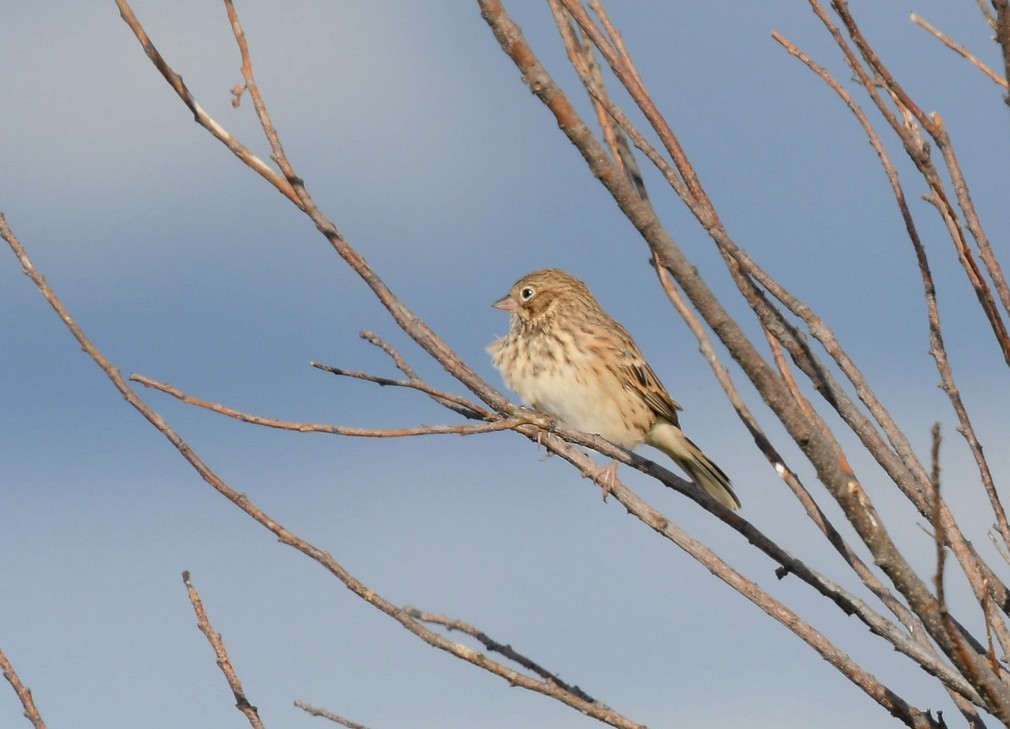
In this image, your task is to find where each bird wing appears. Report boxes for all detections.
[625,358,682,424]
[603,318,683,423]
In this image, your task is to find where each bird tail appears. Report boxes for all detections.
[646,422,740,511]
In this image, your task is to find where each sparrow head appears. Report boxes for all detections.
[492,268,598,328]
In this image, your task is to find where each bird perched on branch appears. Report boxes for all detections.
[489,268,739,511]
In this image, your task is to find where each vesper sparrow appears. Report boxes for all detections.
[488,268,739,510]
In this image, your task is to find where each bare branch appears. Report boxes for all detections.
[651,255,784,478]
[787,5,1010,674]
[6,2,996,725]
[130,373,510,437]
[910,13,1008,89]
[113,0,300,206]
[294,701,370,729]
[592,470,949,727]
[777,11,1010,692]
[7,203,968,724]
[182,571,266,729]
[991,0,1010,107]
[770,28,936,506]
[559,3,946,541]
[822,1,1010,364]
[310,361,489,421]
[547,0,647,202]
[1,211,647,729]
[406,607,601,706]
[358,330,419,379]
[0,647,46,729]
[476,3,1010,722]
[477,6,993,721]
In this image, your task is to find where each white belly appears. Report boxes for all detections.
[499,344,646,449]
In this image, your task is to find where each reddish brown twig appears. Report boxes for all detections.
[789,0,1010,664]
[587,0,643,88]
[777,8,1010,681]
[558,2,939,524]
[911,13,1008,89]
[83,1,1008,724]
[131,372,522,438]
[0,647,46,729]
[819,1,1010,367]
[991,0,1010,107]
[547,0,647,202]
[2,188,644,729]
[183,572,266,729]
[7,205,972,722]
[480,2,1001,722]
[651,256,782,479]
[114,0,299,206]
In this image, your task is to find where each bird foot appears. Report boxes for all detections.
[589,460,620,502]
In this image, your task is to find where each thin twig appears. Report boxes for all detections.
[310,361,488,421]
[928,436,1000,717]
[981,580,1002,675]
[910,13,1008,89]
[480,2,998,722]
[5,47,648,729]
[651,255,783,477]
[113,0,300,206]
[92,1,1002,724]
[294,701,370,729]
[932,425,946,612]
[406,607,601,706]
[354,329,490,418]
[777,15,1010,688]
[359,330,418,379]
[930,423,942,497]
[0,647,46,729]
[182,571,266,729]
[547,0,647,202]
[990,531,1010,569]
[207,0,510,426]
[808,1,1010,664]
[131,373,509,437]
[991,0,1010,107]
[565,2,943,538]
[978,0,998,31]
[823,1,1010,366]
[587,0,644,89]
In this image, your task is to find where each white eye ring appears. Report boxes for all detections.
[520,287,535,301]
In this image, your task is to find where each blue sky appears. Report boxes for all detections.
[3,2,1010,727]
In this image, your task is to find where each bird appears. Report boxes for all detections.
[488,268,739,510]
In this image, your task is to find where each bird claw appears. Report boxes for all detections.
[533,414,558,451]
[589,460,619,502]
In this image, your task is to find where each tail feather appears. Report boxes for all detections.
[646,422,740,511]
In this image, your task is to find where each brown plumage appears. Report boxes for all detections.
[488,268,739,510]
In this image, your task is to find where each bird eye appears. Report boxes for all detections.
[520,287,535,301]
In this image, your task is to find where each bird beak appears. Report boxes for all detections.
[493,295,517,312]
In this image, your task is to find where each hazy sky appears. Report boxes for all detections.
[3,2,1009,728]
